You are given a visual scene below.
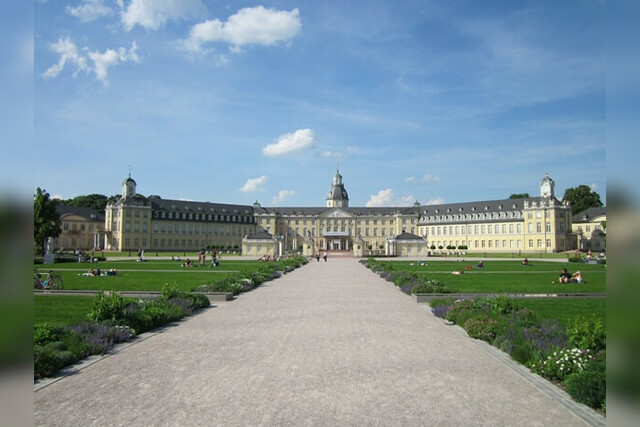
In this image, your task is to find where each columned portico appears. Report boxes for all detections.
[322,231,350,251]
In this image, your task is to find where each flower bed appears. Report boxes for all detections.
[431,296,606,412]
[34,284,210,380]
[194,256,307,295]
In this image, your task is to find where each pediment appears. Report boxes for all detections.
[321,209,352,218]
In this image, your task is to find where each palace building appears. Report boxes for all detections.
[102,171,574,257]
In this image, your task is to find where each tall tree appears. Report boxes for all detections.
[59,194,109,212]
[563,185,603,214]
[34,187,61,255]
[509,193,530,199]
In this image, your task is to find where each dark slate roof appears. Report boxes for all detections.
[57,205,105,221]
[572,207,606,223]
[149,198,254,215]
[327,184,349,201]
[253,206,420,216]
[419,196,548,215]
[246,230,274,240]
[394,232,424,241]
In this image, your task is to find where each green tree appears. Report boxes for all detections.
[509,193,530,199]
[34,188,61,255]
[59,194,109,212]
[563,185,603,214]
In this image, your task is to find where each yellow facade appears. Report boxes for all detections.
[571,207,606,252]
[104,172,578,256]
[57,206,105,251]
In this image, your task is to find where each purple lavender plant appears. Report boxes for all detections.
[432,305,450,318]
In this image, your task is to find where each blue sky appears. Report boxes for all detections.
[33,0,606,208]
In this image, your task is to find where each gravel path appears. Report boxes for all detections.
[34,258,602,426]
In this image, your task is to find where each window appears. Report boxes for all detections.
[546,222,551,232]
[517,224,522,233]
[586,225,591,232]
[508,224,513,234]
[501,224,506,234]
[63,222,69,231]
[546,239,551,248]
[481,225,485,234]
[537,239,542,247]
[528,223,533,233]
[143,222,147,233]
[536,222,541,233]
[536,211,541,218]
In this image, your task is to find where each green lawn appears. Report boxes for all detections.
[34,295,94,326]
[515,298,606,326]
[34,259,279,292]
[378,260,606,293]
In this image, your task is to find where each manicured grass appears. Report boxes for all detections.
[38,270,236,292]
[426,252,571,259]
[34,259,280,292]
[378,260,606,293]
[34,295,94,326]
[515,298,606,326]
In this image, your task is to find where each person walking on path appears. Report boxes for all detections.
[315,252,320,262]
[323,251,328,262]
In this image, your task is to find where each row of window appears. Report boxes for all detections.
[152,210,253,223]
[62,223,98,232]
[120,238,240,250]
[260,218,403,226]
[424,221,566,236]
[428,238,563,249]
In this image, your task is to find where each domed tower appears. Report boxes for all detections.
[540,172,555,198]
[326,169,349,208]
[122,174,137,198]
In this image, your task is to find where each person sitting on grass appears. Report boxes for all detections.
[522,258,529,266]
[181,258,193,267]
[452,270,464,275]
[475,261,484,269]
[558,268,572,283]
[571,271,583,284]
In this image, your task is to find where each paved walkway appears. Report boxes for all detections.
[34,258,603,426]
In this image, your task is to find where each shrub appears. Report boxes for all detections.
[89,292,128,323]
[34,345,78,379]
[491,295,518,316]
[411,280,451,294]
[522,319,568,354]
[34,323,64,346]
[464,314,499,342]
[529,348,599,382]
[567,314,606,351]
[564,358,606,409]
[445,299,476,323]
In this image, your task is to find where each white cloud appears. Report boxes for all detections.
[240,175,268,193]
[321,150,335,158]
[43,37,89,80]
[423,197,445,205]
[272,190,296,205]
[66,0,114,22]
[183,6,301,53]
[366,189,415,207]
[262,129,315,157]
[421,174,441,183]
[121,0,206,31]
[88,42,140,85]
[405,176,416,182]
[43,38,140,85]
